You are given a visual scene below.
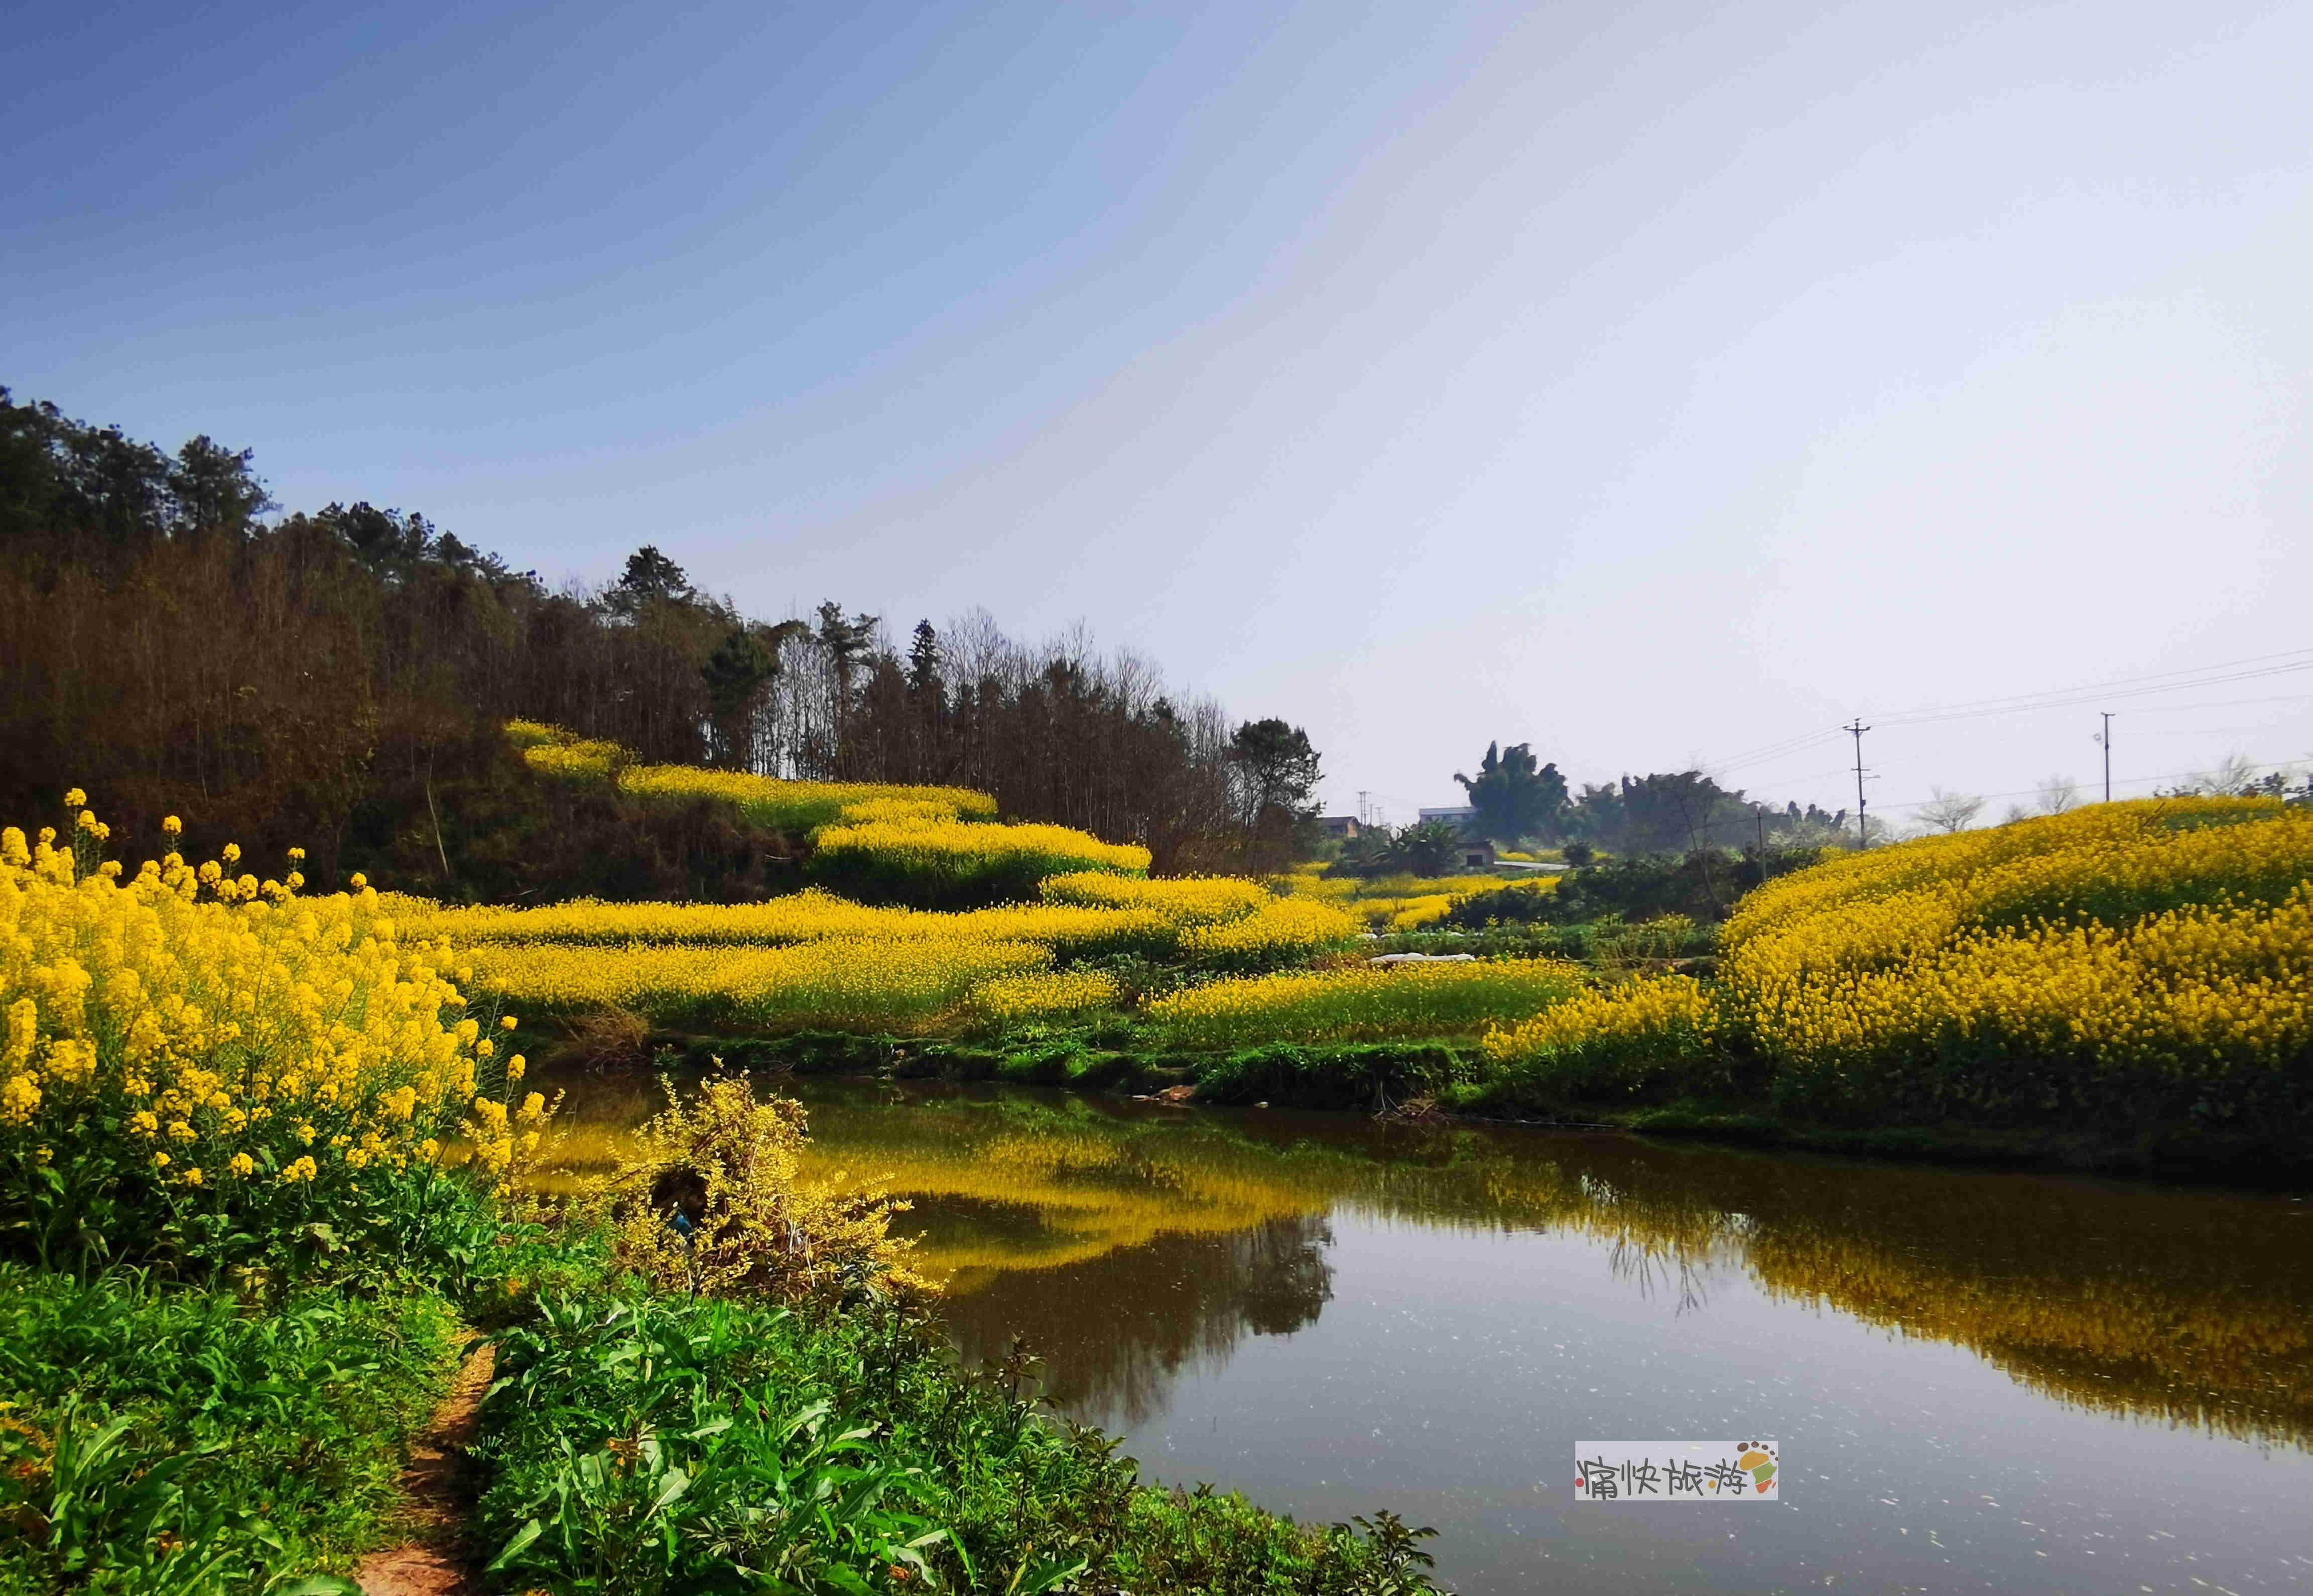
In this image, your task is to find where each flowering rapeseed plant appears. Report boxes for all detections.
[1152,959,1584,1046]
[0,799,537,1271]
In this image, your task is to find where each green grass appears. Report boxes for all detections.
[472,1284,1435,1596]
[0,1150,1443,1595]
[0,1267,461,1595]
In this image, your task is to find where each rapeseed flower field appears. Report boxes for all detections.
[1483,799,2313,1128]
[0,801,539,1273]
[1150,959,1585,1046]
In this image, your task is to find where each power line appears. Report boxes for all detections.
[2114,691,2313,715]
[1877,661,2313,728]
[1693,649,2313,789]
[1868,647,2313,726]
[1871,753,2312,814]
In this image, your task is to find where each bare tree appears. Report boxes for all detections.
[2036,775,2081,815]
[2181,751,2265,797]
[1916,787,1986,833]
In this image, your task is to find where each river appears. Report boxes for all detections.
[534,1069,2313,1594]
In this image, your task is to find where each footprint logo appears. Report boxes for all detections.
[1735,1441,1777,1494]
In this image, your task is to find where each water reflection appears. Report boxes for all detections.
[533,1068,2313,1449]
[937,1213,1335,1426]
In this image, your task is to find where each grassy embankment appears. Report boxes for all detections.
[0,804,1441,1594]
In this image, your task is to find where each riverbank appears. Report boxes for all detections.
[641,1030,2313,1188]
[0,1183,1442,1595]
[520,1067,2313,1595]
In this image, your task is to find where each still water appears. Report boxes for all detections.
[540,1071,2313,1594]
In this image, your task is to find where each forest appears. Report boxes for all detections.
[0,388,1326,894]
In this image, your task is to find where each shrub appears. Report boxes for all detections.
[1194,1042,1474,1110]
[600,1071,926,1304]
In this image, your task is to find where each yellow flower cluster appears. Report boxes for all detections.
[1038,870,1271,923]
[1740,885,2313,1118]
[1176,897,1364,969]
[1715,799,2313,1120]
[1480,975,1719,1089]
[622,764,999,833]
[1269,865,1552,929]
[809,814,1150,892]
[968,969,1124,1027]
[1723,797,2313,976]
[508,720,1000,831]
[465,936,1049,1034]
[1150,958,1584,1046]
[0,805,523,1236]
[391,888,1243,964]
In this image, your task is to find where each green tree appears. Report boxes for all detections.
[1393,819,1466,877]
[1453,741,1567,843]
[701,627,774,769]
[1228,718,1321,826]
[607,545,694,617]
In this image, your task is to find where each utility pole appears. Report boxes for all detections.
[1846,719,1871,848]
[2099,713,2112,803]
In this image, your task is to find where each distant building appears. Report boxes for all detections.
[1319,815,1362,839]
[1412,805,1494,867]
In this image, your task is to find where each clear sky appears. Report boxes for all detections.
[9,0,2309,826]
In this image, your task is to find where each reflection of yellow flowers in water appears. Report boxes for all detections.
[527,1079,2313,1447]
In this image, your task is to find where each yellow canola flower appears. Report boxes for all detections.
[1152,958,1585,1046]
[464,936,1051,1034]
[1,1073,39,1125]
[810,815,1150,890]
[392,887,1239,965]
[1709,799,2313,1118]
[1177,898,1363,969]
[969,969,1122,1026]
[1483,975,1720,1082]
[1,802,509,1230]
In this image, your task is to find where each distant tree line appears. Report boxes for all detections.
[1331,741,1852,878]
[0,388,1319,887]
[1448,740,1851,852]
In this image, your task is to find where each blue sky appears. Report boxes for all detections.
[9,0,2310,823]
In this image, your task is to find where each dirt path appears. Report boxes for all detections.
[356,1338,497,1596]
